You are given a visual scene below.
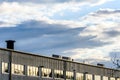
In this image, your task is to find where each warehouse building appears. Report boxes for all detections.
[0,40,120,80]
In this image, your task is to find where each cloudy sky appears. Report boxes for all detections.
[0,0,120,68]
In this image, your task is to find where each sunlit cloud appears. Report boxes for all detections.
[62,9,120,65]
[79,9,120,43]
[0,0,114,27]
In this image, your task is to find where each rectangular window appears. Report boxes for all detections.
[42,68,51,78]
[110,77,115,80]
[27,66,38,76]
[2,62,8,73]
[103,76,108,80]
[117,78,120,80]
[66,71,73,79]
[54,70,63,79]
[76,73,83,80]
[12,63,24,75]
[86,74,92,80]
[95,75,101,80]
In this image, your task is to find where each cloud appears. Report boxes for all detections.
[0,2,84,28]
[79,9,120,43]
[62,47,115,67]
[0,0,119,68]
[80,9,120,48]
[0,0,114,27]
[0,20,83,52]
[0,20,106,56]
[62,44,120,67]
[63,48,110,60]
[0,0,112,5]
[0,2,48,27]
[1,6,120,62]
[61,9,120,67]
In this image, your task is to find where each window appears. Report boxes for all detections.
[86,74,92,80]
[42,68,51,78]
[27,66,38,76]
[2,62,8,73]
[66,71,73,79]
[54,70,63,78]
[95,75,100,80]
[117,78,120,80]
[110,77,115,80]
[12,63,24,75]
[76,73,83,80]
[103,76,108,80]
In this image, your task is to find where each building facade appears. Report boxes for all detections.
[0,48,120,80]
[0,40,120,80]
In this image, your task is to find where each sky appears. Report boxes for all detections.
[0,0,120,68]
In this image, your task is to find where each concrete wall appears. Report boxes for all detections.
[0,48,120,80]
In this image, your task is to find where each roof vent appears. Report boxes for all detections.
[52,54,62,59]
[97,63,104,67]
[62,56,74,61]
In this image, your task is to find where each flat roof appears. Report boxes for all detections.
[0,47,119,71]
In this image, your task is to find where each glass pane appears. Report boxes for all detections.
[76,73,83,80]
[103,76,108,80]
[27,66,38,76]
[12,63,24,75]
[66,71,73,79]
[95,75,100,80]
[2,62,8,73]
[54,70,63,78]
[117,78,120,80]
[86,74,92,80]
[42,68,51,78]
[111,77,115,80]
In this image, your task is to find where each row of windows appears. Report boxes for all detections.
[2,62,24,75]
[2,62,119,80]
[2,62,74,79]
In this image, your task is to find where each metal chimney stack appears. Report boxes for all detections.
[6,40,15,49]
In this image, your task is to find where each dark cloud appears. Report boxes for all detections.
[91,9,120,16]
[104,30,120,37]
[0,20,107,55]
[98,10,120,14]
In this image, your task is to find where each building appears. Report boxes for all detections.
[0,40,120,80]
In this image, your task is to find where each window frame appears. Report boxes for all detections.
[12,63,25,75]
[2,62,9,74]
[27,65,38,77]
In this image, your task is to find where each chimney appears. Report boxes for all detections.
[6,40,15,49]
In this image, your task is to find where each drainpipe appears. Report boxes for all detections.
[63,61,67,80]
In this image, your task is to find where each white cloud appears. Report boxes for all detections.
[0,0,114,27]
[0,2,44,27]
[63,48,110,61]
[62,42,120,66]
[79,9,120,43]
[90,0,113,6]
[62,9,120,66]
[0,2,83,28]
[0,0,112,5]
